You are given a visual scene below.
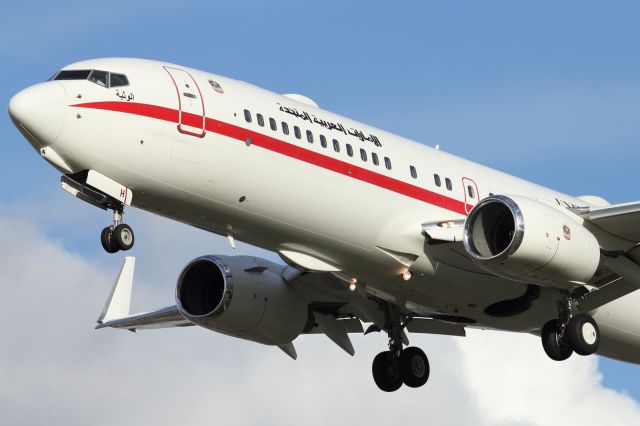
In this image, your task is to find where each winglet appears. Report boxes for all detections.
[97,256,135,324]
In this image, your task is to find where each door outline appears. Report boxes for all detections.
[462,177,480,214]
[164,66,206,138]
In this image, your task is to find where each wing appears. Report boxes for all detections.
[97,257,466,359]
[583,201,640,243]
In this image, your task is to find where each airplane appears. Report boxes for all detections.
[8,58,640,392]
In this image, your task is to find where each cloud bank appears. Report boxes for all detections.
[1,213,639,426]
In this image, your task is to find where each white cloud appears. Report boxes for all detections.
[1,212,639,426]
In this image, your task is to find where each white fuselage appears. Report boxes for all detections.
[10,58,640,363]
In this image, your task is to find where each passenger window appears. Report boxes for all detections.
[306,130,314,143]
[88,70,108,87]
[333,139,340,152]
[346,144,353,157]
[434,174,441,187]
[384,157,392,170]
[360,149,367,162]
[244,109,252,123]
[282,121,289,135]
[257,114,265,127]
[269,118,277,131]
[320,134,327,148]
[294,126,301,139]
[445,178,452,191]
[467,185,475,199]
[110,73,129,87]
[372,152,379,166]
[410,166,417,179]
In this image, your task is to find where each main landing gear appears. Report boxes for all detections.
[541,296,600,361]
[370,304,430,392]
[100,207,135,253]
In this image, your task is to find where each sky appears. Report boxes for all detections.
[2,0,640,424]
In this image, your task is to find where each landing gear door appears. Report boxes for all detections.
[164,66,206,138]
[462,177,480,214]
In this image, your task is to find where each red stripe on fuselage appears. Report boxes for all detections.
[72,101,470,215]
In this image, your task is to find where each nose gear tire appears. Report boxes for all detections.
[111,224,135,251]
[100,226,119,253]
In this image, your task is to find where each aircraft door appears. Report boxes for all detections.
[462,177,480,214]
[164,66,206,137]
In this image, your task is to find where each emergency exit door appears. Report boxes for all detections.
[164,66,206,137]
[462,177,480,214]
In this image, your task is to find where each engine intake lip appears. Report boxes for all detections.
[463,195,525,262]
[175,255,233,318]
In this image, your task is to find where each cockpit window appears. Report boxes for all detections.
[110,73,129,87]
[52,69,129,88]
[54,70,92,80]
[88,70,109,87]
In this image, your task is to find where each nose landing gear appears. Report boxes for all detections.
[100,208,135,253]
[370,303,430,392]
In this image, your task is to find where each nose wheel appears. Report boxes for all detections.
[100,208,135,253]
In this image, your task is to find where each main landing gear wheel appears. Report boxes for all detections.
[567,314,600,356]
[370,302,431,392]
[372,351,403,392]
[541,319,573,361]
[399,346,430,388]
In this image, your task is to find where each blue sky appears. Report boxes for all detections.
[2,0,640,421]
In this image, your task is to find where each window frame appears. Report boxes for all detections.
[384,157,392,170]
[281,121,289,135]
[294,126,301,139]
[269,117,277,131]
[371,152,379,166]
[243,109,252,123]
[410,165,417,179]
[346,144,353,157]
[257,114,265,127]
[333,139,340,152]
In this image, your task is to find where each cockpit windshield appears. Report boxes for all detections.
[52,69,129,88]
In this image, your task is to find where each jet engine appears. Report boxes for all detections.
[463,195,601,289]
[175,255,310,346]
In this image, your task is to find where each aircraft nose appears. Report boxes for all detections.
[8,82,66,149]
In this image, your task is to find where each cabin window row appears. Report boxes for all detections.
[243,109,392,170]
[409,165,471,195]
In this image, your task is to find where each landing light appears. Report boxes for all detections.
[402,269,412,281]
[438,221,456,228]
[349,278,357,292]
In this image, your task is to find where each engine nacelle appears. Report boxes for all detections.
[463,195,601,289]
[175,255,310,346]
